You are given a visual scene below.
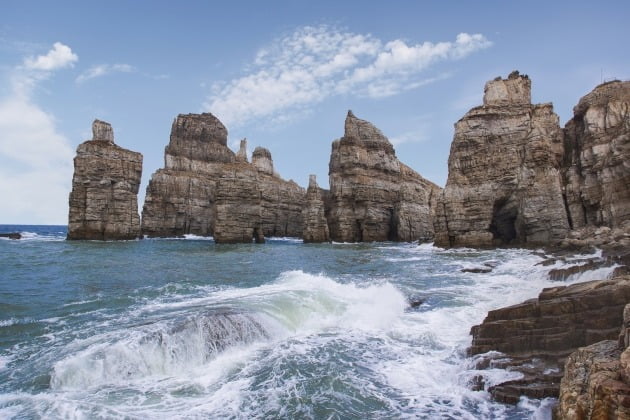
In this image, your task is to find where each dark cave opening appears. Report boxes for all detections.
[489,198,519,245]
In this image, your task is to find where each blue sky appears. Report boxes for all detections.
[1,0,629,224]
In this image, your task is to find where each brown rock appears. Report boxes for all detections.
[434,71,569,247]
[68,120,143,240]
[468,276,630,403]
[302,175,330,243]
[327,111,440,242]
[563,80,630,231]
[141,113,304,242]
[556,303,630,419]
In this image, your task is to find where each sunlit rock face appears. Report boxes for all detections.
[326,111,440,243]
[434,71,569,247]
[141,113,304,242]
[68,120,143,240]
[563,80,630,230]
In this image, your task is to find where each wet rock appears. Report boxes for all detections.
[327,111,440,242]
[461,267,493,274]
[434,71,569,248]
[468,276,630,403]
[68,120,143,240]
[556,302,630,419]
[0,233,21,239]
[407,297,425,308]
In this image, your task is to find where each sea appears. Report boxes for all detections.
[0,225,618,419]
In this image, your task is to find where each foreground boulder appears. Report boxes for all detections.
[434,71,569,247]
[468,276,630,403]
[326,111,440,242]
[67,120,143,240]
[141,113,304,242]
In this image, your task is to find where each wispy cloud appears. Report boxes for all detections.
[76,63,136,83]
[204,26,492,128]
[0,42,77,223]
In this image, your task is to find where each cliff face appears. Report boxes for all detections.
[68,120,143,240]
[326,111,440,242]
[434,71,569,247]
[563,80,630,230]
[141,113,304,242]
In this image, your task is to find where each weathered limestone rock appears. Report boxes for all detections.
[563,80,630,231]
[68,120,143,240]
[141,113,304,242]
[141,113,229,237]
[435,71,569,247]
[468,276,630,403]
[302,175,330,243]
[555,303,630,419]
[327,111,440,242]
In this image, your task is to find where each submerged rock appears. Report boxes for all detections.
[326,111,440,242]
[0,232,21,240]
[67,120,143,240]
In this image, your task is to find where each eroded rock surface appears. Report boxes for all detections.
[435,71,569,247]
[563,80,630,231]
[555,303,630,419]
[141,113,304,242]
[468,276,630,404]
[302,175,330,243]
[327,111,440,242]
[68,120,143,240]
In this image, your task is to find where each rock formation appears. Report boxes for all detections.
[302,175,330,243]
[67,120,143,240]
[434,71,569,247]
[563,80,630,231]
[141,113,304,242]
[556,303,630,418]
[326,111,440,242]
[468,276,630,403]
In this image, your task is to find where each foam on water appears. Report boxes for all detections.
[0,239,619,419]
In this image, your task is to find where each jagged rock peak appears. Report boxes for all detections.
[236,138,248,162]
[92,119,114,143]
[252,147,274,175]
[343,110,391,146]
[483,70,531,106]
[308,174,318,189]
[573,79,630,117]
[170,113,227,145]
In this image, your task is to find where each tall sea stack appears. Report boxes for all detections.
[141,113,304,242]
[326,111,440,242]
[67,120,143,240]
[434,71,569,247]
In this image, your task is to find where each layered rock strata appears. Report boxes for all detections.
[302,175,330,243]
[326,111,440,242]
[141,113,304,242]
[68,120,143,240]
[563,80,630,231]
[468,276,630,403]
[555,303,630,418]
[434,71,569,247]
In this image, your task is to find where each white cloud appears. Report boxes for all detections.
[76,63,136,83]
[204,26,492,127]
[0,42,76,224]
[23,42,78,71]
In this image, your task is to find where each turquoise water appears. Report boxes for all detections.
[0,225,610,419]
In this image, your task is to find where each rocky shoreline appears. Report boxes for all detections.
[65,71,630,416]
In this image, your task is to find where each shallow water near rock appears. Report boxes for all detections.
[0,225,616,419]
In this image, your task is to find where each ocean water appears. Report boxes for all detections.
[0,225,616,419]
